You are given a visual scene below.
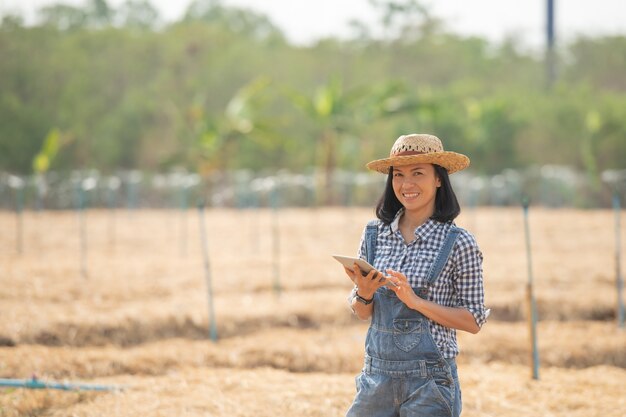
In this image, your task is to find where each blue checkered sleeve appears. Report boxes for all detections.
[453,231,489,328]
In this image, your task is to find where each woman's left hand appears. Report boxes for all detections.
[386,269,420,308]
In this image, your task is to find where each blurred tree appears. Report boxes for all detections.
[0,14,24,30]
[184,0,285,42]
[367,0,437,41]
[287,77,416,204]
[565,36,626,92]
[0,0,624,179]
[38,4,88,30]
[464,97,524,174]
[195,77,278,174]
[87,0,114,27]
[117,0,160,29]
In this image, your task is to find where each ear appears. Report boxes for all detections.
[435,175,442,188]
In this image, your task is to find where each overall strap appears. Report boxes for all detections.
[416,226,461,298]
[364,219,379,265]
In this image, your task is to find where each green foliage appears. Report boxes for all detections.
[0,0,625,178]
[32,129,61,173]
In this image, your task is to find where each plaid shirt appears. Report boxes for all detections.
[357,210,488,358]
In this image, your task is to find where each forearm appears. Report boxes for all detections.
[349,287,374,320]
[408,297,480,334]
[350,297,373,320]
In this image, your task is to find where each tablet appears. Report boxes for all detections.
[332,255,376,275]
[333,255,398,287]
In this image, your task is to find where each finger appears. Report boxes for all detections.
[387,269,401,277]
[343,267,357,283]
[389,279,401,291]
[384,272,403,287]
[387,269,408,282]
[385,276,399,287]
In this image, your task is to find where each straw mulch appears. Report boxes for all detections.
[1,207,625,416]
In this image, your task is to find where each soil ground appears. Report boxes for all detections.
[1,207,625,416]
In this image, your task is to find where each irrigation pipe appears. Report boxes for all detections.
[0,377,123,392]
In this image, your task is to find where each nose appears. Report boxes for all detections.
[401,177,419,187]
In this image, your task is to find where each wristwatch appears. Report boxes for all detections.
[354,290,374,305]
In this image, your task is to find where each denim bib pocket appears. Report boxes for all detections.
[392,318,422,352]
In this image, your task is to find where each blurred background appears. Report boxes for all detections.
[1,2,626,416]
[1,0,625,210]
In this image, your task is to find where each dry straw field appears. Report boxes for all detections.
[1,207,625,416]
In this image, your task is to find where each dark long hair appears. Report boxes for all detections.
[375,165,461,224]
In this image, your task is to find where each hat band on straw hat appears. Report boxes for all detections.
[395,151,427,156]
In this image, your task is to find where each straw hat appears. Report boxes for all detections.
[366,133,470,174]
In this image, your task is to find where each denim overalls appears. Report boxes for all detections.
[347,221,462,417]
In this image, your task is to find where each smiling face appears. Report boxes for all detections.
[391,163,441,218]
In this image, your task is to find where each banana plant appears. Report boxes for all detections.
[32,129,68,210]
[195,76,278,173]
[286,76,416,204]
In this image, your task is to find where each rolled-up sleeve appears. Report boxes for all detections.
[453,232,489,328]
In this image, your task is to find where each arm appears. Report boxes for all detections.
[388,268,480,333]
[349,286,374,321]
[344,264,386,321]
[387,232,488,333]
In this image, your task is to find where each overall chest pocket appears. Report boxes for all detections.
[392,318,423,352]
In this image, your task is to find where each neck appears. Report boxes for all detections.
[400,208,433,231]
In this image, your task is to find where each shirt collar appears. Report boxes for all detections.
[390,209,403,234]
[378,209,403,237]
[384,208,442,241]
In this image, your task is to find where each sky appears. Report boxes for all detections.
[1,0,625,49]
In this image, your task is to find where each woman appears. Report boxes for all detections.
[345,133,488,417]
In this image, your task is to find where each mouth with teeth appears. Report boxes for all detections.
[402,192,420,199]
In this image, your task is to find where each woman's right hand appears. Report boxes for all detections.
[343,263,387,298]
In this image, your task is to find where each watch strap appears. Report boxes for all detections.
[354,290,374,305]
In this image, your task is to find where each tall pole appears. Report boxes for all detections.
[179,184,189,257]
[546,0,556,89]
[271,183,282,296]
[107,177,120,251]
[522,198,540,379]
[614,193,625,329]
[198,202,218,342]
[8,176,25,255]
[15,185,24,255]
[76,180,88,280]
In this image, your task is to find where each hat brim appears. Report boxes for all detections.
[366,151,470,174]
